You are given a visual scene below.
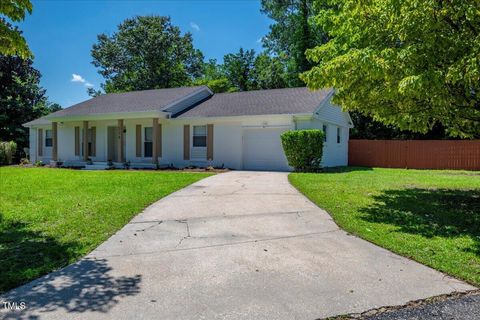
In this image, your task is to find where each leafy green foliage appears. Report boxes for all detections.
[281,129,324,171]
[91,15,204,93]
[0,55,61,158]
[0,141,17,165]
[302,0,480,138]
[290,168,480,285]
[349,111,450,140]
[0,167,211,292]
[194,77,236,93]
[261,0,329,86]
[253,53,288,89]
[0,0,32,58]
[223,48,257,91]
[195,51,291,92]
[193,59,237,93]
[87,87,102,97]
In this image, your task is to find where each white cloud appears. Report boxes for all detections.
[190,22,200,31]
[72,74,94,87]
[71,74,86,83]
[256,37,263,44]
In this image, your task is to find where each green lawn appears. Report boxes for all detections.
[289,167,480,286]
[0,167,212,293]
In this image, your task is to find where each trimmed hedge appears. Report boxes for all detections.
[281,130,324,172]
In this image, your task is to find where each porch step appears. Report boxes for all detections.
[83,164,111,170]
[61,161,86,168]
[130,163,157,169]
[112,162,125,169]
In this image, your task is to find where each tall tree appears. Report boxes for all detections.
[195,53,290,92]
[302,0,480,138]
[0,0,32,58]
[261,0,328,86]
[193,59,236,93]
[91,15,204,93]
[253,53,288,89]
[0,55,60,156]
[87,87,102,97]
[223,48,257,91]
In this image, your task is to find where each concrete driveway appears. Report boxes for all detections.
[1,171,475,320]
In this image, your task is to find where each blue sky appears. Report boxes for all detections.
[19,0,271,107]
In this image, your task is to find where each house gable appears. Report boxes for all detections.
[313,91,353,128]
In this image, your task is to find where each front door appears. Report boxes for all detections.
[107,126,119,162]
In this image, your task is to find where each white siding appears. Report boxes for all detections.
[57,123,76,161]
[27,111,350,170]
[295,118,349,167]
[213,122,242,169]
[314,98,352,128]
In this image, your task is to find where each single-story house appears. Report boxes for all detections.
[24,86,353,171]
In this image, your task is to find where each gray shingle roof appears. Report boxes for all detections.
[48,86,208,118]
[23,116,52,126]
[24,86,334,126]
[175,87,333,118]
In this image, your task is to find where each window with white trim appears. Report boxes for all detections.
[45,130,53,147]
[193,125,207,147]
[322,124,327,142]
[144,127,153,157]
[337,127,341,144]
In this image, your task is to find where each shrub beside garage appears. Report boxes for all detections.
[281,129,324,172]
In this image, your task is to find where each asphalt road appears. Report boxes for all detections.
[365,291,480,320]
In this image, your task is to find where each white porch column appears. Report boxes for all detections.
[117,119,125,163]
[152,118,159,164]
[52,122,58,161]
[83,121,88,161]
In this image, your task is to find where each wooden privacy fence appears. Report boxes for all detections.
[348,140,480,170]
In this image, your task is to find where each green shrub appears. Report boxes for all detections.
[281,129,324,172]
[0,141,17,165]
[34,160,44,167]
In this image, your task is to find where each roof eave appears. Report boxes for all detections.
[46,110,169,122]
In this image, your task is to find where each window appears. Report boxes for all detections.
[193,125,207,147]
[337,127,341,144]
[322,124,327,142]
[45,130,53,147]
[144,127,153,157]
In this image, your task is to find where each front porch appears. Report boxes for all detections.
[37,117,165,166]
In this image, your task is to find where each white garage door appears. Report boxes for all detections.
[242,127,290,171]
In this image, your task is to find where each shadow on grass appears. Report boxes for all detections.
[0,215,142,318]
[359,188,480,255]
[321,166,374,173]
[0,214,84,294]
